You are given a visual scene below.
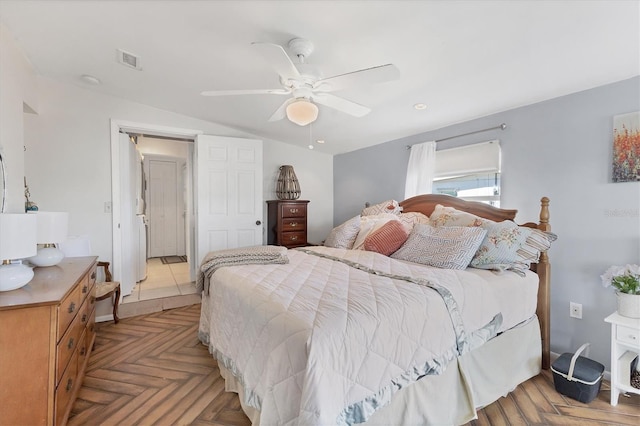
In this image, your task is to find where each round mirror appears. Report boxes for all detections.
[0,152,6,213]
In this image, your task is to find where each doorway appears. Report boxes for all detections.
[132,136,193,302]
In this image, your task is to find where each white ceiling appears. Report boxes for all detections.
[1,1,638,155]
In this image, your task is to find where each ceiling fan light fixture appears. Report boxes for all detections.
[286,99,318,126]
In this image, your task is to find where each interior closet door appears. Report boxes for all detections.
[195,135,263,266]
[148,159,178,257]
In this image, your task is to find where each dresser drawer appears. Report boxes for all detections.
[56,308,83,385]
[77,328,89,373]
[79,266,96,304]
[282,218,306,231]
[617,325,640,347]
[57,284,81,342]
[281,231,307,247]
[55,350,78,426]
[280,203,306,218]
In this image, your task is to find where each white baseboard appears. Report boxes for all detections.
[96,314,115,323]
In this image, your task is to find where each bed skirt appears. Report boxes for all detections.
[215,316,541,425]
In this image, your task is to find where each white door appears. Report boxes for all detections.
[148,159,178,257]
[195,135,263,267]
[118,133,137,296]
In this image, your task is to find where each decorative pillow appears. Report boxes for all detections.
[429,204,490,227]
[469,220,532,272]
[396,211,430,232]
[361,199,402,216]
[323,215,361,249]
[391,224,487,270]
[363,220,410,256]
[352,213,399,250]
[514,229,557,270]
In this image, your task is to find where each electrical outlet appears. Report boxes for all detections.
[104,201,112,213]
[570,302,582,319]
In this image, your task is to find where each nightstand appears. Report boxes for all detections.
[604,312,640,405]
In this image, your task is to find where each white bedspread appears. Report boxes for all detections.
[198,246,537,425]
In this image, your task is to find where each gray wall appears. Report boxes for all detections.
[334,76,640,370]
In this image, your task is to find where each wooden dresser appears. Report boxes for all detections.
[267,200,310,248]
[0,256,98,426]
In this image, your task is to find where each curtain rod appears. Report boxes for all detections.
[405,123,507,149]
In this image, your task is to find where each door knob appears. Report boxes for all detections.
[256,220,262,225]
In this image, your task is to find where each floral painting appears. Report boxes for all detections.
[613,111,640,182]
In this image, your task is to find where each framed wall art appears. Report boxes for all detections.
[613,111,640,183]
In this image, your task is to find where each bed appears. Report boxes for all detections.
[198,194,552,425]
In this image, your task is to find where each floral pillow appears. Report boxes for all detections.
[323,215,361,249]
[361,199,402,216]
[363,220,409,256]
[429,204,490,227]
[391,224,487,270]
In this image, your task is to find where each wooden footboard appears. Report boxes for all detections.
[399,194,551,370]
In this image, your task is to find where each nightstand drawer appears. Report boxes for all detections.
[280,203,306,218]
[282,218,305,231]
[617,325,640,347]
[281,231,306,246]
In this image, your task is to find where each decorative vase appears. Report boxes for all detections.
[616,291,640,318]
[276,165,301,200]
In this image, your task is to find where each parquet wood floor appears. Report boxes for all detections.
[71,304,640,426]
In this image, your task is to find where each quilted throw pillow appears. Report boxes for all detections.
[391,224,487,270]
[363,220,409,256]
[324,215,361,249]
[361,199,402,216]
[396,211,430,232]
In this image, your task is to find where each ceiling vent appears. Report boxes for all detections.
[116,49,142,70]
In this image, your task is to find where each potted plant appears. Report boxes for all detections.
[601,264,640,318]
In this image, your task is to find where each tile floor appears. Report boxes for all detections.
[122,257,198,304]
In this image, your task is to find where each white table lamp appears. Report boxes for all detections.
[28,211,69,267]
[0,213,37,291]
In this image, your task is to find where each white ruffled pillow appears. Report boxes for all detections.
[361,200,402,216]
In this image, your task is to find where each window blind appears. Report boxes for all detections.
[434,140,500,179]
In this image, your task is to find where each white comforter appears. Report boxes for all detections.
[198,246,514,425]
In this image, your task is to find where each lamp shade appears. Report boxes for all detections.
[29,211,69,244]
[286,99,318,126]
[0,213,37,260]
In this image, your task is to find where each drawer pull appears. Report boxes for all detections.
[67,337,75,350]
[290,222,297,227]
[66,378,73,392]
[80,346,86,356]
[290,208,298,214]
[290,236,298,241]
[68,302,76,313]
[91,271,96,280]
[82,285,88,294]
[82,313,88,323]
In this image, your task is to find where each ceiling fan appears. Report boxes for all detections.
[200,38,400,126]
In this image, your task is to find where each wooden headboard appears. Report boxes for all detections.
[399,194,551,370]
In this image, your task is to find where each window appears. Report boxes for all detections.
[431,140,501,206]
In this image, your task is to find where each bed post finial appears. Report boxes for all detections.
[539,197,550,229]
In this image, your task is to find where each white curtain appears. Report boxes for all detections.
[404,141,436,199]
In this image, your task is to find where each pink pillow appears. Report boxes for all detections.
[364,220,409,256]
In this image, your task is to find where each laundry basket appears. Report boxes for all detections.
[551,343,604,403]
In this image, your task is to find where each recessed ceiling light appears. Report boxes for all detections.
[413,103,427,110]
[308,144,314,150]
[81,74,101,85]
[316,139,325,144]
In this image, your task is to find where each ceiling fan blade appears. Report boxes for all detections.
[251,42,301,80]
[268,98,296,122]
[312,93,371,117]
[200,88,290,96]
[313,64,400,92]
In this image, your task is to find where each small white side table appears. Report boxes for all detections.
[604,312,640,405]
